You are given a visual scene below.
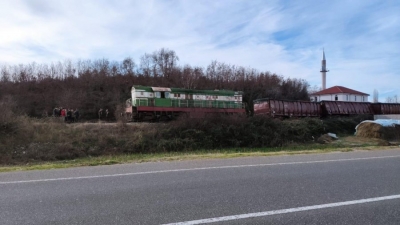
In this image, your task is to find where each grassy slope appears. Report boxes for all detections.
[1,115,397,172]
[1,137,397,172]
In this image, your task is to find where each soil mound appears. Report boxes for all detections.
[317,134,336,144]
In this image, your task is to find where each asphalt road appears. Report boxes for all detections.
[1,149,400,225]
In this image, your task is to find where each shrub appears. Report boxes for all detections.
[0,112,373,164]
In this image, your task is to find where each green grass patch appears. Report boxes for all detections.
[1,142,395,173]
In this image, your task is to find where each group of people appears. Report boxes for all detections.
[52,107,111,121]
[53,107,80,122]
[98,108,109,120]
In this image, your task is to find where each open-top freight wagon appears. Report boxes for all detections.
[370,103,400,115]
[254,98,400,118]
[320,101,374,116]
[253,99,321,117]
[125,86,245,121]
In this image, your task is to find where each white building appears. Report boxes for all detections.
[310,86,369,102]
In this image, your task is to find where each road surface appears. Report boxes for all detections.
[1,149,400,224]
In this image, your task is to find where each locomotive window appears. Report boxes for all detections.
[165,92,170,98]
[155,92,161,98]
[141,92,143,96]
[160,92,165,98]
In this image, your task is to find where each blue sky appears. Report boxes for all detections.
[1,0,399,101]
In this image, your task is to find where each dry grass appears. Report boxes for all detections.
[1,143,398,173]
[356,123,384,138]
[356,122,400,141]
[1,108,398,171]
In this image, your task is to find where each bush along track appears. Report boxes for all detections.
[0,108,378,166]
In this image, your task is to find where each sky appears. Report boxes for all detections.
[0,0,399,102]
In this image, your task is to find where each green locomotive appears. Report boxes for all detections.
[125,86,245,121]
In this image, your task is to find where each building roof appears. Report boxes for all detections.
[311,86,369,96]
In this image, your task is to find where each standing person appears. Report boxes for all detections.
[98,108,103,120]
[53,107,59,117]
[60,107,66,121]
[74,109,80,122]
[66,109,72,123]
[105,108,109,119]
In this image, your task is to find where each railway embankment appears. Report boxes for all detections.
[3,104,394,170]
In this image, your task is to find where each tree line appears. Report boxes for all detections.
[0,48,310,119]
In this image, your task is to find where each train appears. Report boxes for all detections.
[125,86,245,121]
[125,85,400,121]
[253,98,400,118]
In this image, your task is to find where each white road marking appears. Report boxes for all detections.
[163,194,400,225]
[1,155,400,184]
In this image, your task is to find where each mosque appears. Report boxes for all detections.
[309,50,369,102]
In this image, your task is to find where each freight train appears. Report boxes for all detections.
[253,98,400,118]
[125,85,400,121]
[125,86,245,121]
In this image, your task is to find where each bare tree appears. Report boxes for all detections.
[0,65,11,82]
[373,89,379,103]
[386,94,399,103]
[0,47,317,118]
[152,48,179,80]
[181,65,203,89]
[140,53,155,78]
[308,85,321,95]
[110,61,121,77]
[122,57,135,76]
[64,59,75,78]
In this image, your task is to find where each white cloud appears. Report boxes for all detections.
[0,0,399,100]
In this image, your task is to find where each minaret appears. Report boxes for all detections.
[320,49,329,90]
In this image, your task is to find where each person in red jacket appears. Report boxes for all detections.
[60,107,66,122]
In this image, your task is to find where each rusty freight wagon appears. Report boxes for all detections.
[125,86,245,121]
[320,101,374,116]
[253,99,321,117]
[370,103,400,115]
